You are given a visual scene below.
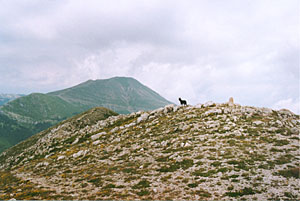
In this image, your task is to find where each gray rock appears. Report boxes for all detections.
[72,138,79,145]
[205,108,222,116]
[125,122,136,128]
[150,107,164,115]
[110,127,119,133]
[91,132,106,140]
[203,101,215,107]
[253,120,264,126]
[73,150,88,158]
[137,113,149,124]
[164,104,175,114]
[57,155,65,160]
[92,140,101,145]
[279,109,294,116]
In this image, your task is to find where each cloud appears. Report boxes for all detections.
[0,0,299,113]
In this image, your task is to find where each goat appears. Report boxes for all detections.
[179,98,187,106]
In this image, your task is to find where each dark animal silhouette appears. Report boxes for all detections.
[179,98,187,106]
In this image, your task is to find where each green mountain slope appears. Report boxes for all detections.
[0,77,172,153]
[49,77,172,114]
[1,93,81,122]
[0,94,24,106]
[0,102,299,200]
[0,112,34,153]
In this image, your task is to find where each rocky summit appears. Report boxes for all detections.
[0,101,299,200]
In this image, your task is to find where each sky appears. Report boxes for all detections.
[0,0,299,114]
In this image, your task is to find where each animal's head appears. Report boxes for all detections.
[179,98,181,101]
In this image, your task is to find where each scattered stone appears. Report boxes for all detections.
[91,132,106,140]
[92,140,101,145]
[137,113,149,124]
[125,122,136,128]
[163,104,175,114]
[110,127,119,133]
[72,138,79,145]
[150,107,164,115]
[57,156,65,160]
[279,109,294,116]
[203,101,215,107]
[223,126,231,131]
[36,161,49,167]
[253,120,264,126]
[73,150,88,158]
[205,108,222,116]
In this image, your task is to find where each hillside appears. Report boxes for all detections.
[0,101,299,200]
[0,112,33,153]
[49,77,172,114]
[0,94,24,106]
[1,93,81,122]
[0,77,172,153]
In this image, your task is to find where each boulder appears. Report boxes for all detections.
[137,113,149,124]
[150,107,164,115]
[92,140,101,145]
[279,109,294,116]
[91,132,106,140]
[253,120,264,126]
[203,101,215,107]
[164,104,175,114]
[205,108,222,116]
[73,150,88,158]
[72,138,79,145]
[57,155,65,160]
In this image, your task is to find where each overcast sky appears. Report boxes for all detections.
[0,0,299,113]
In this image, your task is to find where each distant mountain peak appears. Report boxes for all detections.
[0,77,172,153]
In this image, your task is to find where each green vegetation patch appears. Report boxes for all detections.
[157,159,194,172]
[274,154,294,165]
[193,168,216,177]
[227,160,249,170]
[132,179,151,189]
[187,183,198,188]
[274,139,289,146]
[136,190,150,196]
[88,177,103,187]
[225,187,256,197]
[194,189,212,198]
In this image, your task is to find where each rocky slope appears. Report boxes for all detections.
[0,101,299,200]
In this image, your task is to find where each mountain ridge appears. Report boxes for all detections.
[0,100,299,200]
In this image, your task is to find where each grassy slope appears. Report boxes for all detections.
[0,112,33,153]
[1,93,81,121]
[50,77,172,114]
[0,94,24,106]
